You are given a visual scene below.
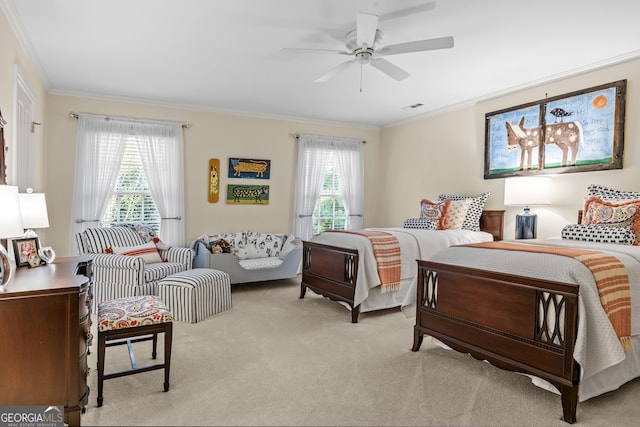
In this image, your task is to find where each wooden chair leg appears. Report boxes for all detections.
[164,322,172,392]
[97,332,106,407]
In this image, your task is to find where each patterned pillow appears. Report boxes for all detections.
[116,222,170,250]
[438,192,490,231]
[582,196,640,242]
[587,184,640,201]
[444,198,472,230]
[245,232,286,257]
[112,241,164,263]
[420,199,451,230]
[403,218,439,230]
[561,224,636,245]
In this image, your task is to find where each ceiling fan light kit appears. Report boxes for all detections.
[283,11,454,88]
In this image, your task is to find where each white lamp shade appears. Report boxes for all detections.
[504,177,552,206]
[0,186,25,238]
[18,192,50,229]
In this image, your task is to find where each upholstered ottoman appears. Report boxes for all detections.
[97,295,173,407]
[157,268,231,323]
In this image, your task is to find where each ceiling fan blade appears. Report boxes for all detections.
[370,58,410,81]
[378,36,454,56]
[356,12,379,48]
[378,2,436,22]
[314,59,356,83]
[281,47,351,55]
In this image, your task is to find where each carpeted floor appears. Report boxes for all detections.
[81,277,640,426]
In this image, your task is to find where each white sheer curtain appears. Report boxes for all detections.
[70,114,128,252]
[334,139,364,230]
[70,113,186,252]
[294,134,363,240]
[136,121,185,247]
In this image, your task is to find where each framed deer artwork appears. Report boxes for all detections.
[484,79,626,179]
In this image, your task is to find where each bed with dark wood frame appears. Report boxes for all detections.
[412,212,592,424]
[300,210,505,323]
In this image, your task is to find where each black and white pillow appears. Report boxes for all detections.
[587,184,640,201]
[561,224,636,245]
[437,192,490,231]
[403,218,439,230]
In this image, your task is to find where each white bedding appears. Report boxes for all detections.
[309,228,493,313]
[407,238,640,401]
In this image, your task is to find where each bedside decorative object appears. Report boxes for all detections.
[0,185,25,291]
[38,246,56,264]
[12,237,41,268]
[504,176,551,239]
[18,188,50,238]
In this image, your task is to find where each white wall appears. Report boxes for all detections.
[44,95,381,256]
[380,58,640,240]
[4,7,640,253]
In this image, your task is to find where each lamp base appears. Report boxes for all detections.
[1,243,15,292]
[515,211,537,239]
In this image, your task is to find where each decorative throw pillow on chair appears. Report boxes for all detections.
[112,241,164,264]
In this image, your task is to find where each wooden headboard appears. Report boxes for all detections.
[480,210,505,241]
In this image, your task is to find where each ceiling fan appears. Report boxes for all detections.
[282,12,454,86]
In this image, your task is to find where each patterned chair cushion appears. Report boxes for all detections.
[144,262,186,282]
[561,224,637,245]
[438,192,490,232]
[403,218,439,230]
[97,295,173,332]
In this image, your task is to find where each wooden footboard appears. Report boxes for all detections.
[413,260,580,423]
[301,210,505,323]
[300,241,360,322]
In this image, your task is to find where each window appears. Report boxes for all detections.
[101,138,161,232]
[294,135,363,240]
[313,153,346,234]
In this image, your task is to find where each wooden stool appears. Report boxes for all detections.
[97,295,173,407]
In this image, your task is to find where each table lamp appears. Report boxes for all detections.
[504,176,551,239]
[0,185,25,291]
[18,188,50,238]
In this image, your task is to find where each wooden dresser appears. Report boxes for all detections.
[0,257,92,427]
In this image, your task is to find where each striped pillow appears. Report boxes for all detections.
[112,241,163,264]
[82,226,145,254]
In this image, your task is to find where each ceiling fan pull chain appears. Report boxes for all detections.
[360,62,363,93]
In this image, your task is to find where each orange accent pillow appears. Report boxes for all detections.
[582,195,640,243]
[420,198,451,230]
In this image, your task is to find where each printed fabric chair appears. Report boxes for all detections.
[75,224,193,311]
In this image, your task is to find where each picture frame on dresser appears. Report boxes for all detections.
[12,237,41,267]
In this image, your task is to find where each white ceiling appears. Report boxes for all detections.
[4,0,640,128]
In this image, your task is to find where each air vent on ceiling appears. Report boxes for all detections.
[402,103,424,110]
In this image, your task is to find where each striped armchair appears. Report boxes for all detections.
[75,226,193,311]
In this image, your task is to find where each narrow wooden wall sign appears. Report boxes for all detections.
[208,158,220,203]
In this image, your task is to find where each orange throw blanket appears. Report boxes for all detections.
[331,230,401,293]
[462,241,632,350]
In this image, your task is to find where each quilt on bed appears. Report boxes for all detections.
[463,241,632,350]
[310,228,494,309]
[329,229,402,292]
[411,238,640,401]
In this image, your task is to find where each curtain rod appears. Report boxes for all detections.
[69,112,191,129]
[290,133,366,143]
